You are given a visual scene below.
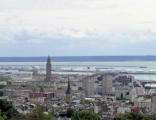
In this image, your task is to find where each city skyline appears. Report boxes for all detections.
[1,1,156,119]
[0,0,156,56]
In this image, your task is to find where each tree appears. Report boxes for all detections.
[126,112,143,120]
[114,112,143,120]
[114,114,129,120]
[38,86,44,92]
[0,112,7,120]
[71,110,101,120]
[0,85,6,89]
[120,93,123,99]
[25,107,54,120]
[0,99,19,119]
[143,115,156,120]
[66,108,74,118]
[0,77,11,85]
[114,112,156,120]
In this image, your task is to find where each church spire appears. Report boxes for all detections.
[66,76,72,104]
[45,56,52,82]
[66,77,71,94]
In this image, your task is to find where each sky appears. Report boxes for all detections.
[0,0,156,56]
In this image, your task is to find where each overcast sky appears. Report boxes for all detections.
[0,0,156,56]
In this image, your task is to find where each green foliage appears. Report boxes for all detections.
[94,101,102,105]
[57,87,63,90]
[0,78,8,82]
[84,100,101,105]
[84,100,94,104]
[143,115,156,120]
[114,112,156,120]
[0,77,9,89]
[114,114,129,120]
[0,85,6,89]
[120,93,123,99]
[0,112,7,120]
[78,87,83,91]
[0,77,11,85]
[38,86,44,92]
[71,110,101,120]
[66,108,74,118]
[25,107,54,120]
[21,84,27,88]
[0,99,19,120]
[0,90,3,96]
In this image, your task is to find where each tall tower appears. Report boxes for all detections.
[102,74,113,96]
[83,76,95,97]
[66,78,72,104]
[45,56,52,82]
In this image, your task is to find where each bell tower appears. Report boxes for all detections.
[66,77,72,104]
[45,56,52,82]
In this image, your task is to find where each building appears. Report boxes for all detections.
[115,86,137,101]
[29,92,55,103]
[102,74,113,96]
[66,78,72,104]
[151,94,156,113]
[45,56,52,82]
[117,107,131,114]
[114,74,134,86]
[83,75,96,97]
[32,68,38,79]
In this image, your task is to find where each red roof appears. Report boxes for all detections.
[130,106,140,113]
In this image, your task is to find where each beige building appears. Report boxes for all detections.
[102,74,113,96]
[83,75,96,97]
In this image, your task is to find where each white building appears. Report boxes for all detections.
[0,81,7,85]
[117,107,131,114]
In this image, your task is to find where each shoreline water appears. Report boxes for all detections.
[1,61,156,81]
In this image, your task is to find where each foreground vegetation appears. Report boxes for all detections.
[23,107,54,120]
[1,99,156,120]
[0,99,101,120]
[114,112,156,120]
[71,110,101,120]
[0,99,20,120]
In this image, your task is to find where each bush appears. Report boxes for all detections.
[71,110,101,120]
[0,99,19,119]
[113,112,156,120]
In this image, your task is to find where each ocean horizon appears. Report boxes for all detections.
[0,56,156,62]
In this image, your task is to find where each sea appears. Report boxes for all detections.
[1,56,156,82]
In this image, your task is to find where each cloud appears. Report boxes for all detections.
[0,0,156,56]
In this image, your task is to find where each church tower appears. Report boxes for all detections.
[45,56,52,82]
[66,78,72,104]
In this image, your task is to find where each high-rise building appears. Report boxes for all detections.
[32,68,38,79]
[66,78,72,104]
[83,75,96,97]
[45,56,52,82]
[102,74,113,96]
[151,94,156,112]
